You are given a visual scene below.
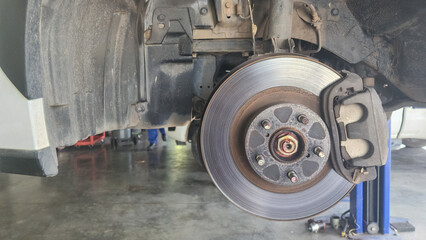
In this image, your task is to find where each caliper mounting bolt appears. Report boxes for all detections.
[256,155,265,166]
[261,120,271,130]
[297,114,309,125]
[314,147,325,158]
[287,171,298,183]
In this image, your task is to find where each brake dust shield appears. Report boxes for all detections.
[201,55,354,220]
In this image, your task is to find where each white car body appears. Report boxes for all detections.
[391,107,426,140]
[166,126,190,143]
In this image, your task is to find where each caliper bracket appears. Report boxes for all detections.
[322,71,389,184]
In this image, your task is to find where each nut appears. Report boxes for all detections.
[276,133,299,157]
[225,2,232,8]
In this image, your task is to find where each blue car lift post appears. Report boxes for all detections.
[349,122,415,238]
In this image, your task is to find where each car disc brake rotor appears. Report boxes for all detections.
[201,55,354,220]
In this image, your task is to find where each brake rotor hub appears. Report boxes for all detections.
[245,104,330,186]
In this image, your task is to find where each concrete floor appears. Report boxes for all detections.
[0,139,424,240]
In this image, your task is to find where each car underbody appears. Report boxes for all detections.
[1,0,425,220]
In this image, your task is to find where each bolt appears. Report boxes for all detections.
[297,114,309,125]
[200,7,208,15]
[225,2,232,8]
[256,155,265,166]
[314,147,325,158]
[158,23,165,29]
[261,120,271,130]
[331,8,339,16]
[136,106,145,112]
[157,14,166,22]
[287,171,298,183]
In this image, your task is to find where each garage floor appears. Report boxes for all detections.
[0,139,424,240]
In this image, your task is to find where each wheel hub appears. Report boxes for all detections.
[245,103,330,186]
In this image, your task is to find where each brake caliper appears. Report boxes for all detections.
[322,71,389,184]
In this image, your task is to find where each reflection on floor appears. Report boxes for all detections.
[0,139,424,240]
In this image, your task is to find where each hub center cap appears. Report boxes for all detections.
[245,103,331,186]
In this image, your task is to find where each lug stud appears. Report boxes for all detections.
[314,147,325,158]
[256,155,265,166]
[297,114,309,125]
[287,171,298,183]
[261,120,271,130]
